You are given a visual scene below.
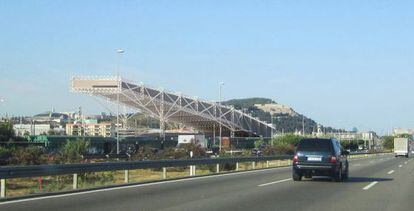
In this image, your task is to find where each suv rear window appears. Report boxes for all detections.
[297,139,333,152]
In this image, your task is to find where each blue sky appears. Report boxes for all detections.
[1,0,414,134]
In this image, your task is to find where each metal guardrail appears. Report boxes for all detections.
[0,155,292,179]
[0,152,389,198]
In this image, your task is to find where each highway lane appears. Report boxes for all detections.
[1,154,412,211]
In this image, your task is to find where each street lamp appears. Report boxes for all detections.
[116,49,124,154]
[219,82,224,151]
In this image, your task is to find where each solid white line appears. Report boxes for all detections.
[363,181,379,190]
[258,178,292,187]
[398,165,402,168]
[404,161,408,164]
[0,166,291,205]
[387,170,394,175]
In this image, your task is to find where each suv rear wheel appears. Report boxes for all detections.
[334,166,343,182]
[341,164,349,180]
[293,170,302,181]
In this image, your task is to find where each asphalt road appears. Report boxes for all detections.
[1,154,413,211]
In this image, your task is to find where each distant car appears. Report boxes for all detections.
[251,148,263,157]
[292,138,349,182]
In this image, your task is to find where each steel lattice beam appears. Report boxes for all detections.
[71,76,274,137]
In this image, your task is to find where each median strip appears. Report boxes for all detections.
[258,178,292,187]
[363,181,378,190]
[387,170,394,175]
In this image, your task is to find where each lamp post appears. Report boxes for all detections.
[116,49,124,154]
[219,82,224,151]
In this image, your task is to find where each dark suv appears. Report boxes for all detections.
[292,138,349,182]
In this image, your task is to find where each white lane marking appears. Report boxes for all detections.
[398,165,403,168]
[363,181,379,190]
[0,166,291,205]
[369,160,375,164]
[258,178,292,187]
[404,161,408,164]
[353,164,361,167]
[387,170,394,175]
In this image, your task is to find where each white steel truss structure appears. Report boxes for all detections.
[71,76,274,138]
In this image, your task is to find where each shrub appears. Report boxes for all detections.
[58,139,91,163]
[9,146,48,165]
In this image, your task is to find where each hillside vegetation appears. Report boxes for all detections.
[223,98,344,134]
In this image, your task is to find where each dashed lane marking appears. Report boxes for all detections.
[363,181,379,190]
[258,178,292,187]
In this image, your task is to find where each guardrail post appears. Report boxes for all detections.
[190,166,196,176]
[73,174,78,190]
[1,179,5,198]
[124,170,129,183]
[252,162,255,169]
[266,161,270,168]
[236,162,239,171]
[216,164,220,173]
[162,167,167,179]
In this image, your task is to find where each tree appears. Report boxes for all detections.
[382,136,394,150]
[0,121,14,142]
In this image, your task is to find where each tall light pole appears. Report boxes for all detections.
[116,49,124,154]
[302,115,305,136]
[219,82,224,151]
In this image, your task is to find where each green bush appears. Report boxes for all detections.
[8,146,48,165]
[271,134,302,146]
[58,139,91,163]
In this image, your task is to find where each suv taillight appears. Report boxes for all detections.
[329,156,337,164]
[293,155,299,164]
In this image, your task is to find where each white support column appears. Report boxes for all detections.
[162,167,167,179]
[216,164,220,173]
[266,160,270,168]
[1,179,5,198]
[252,162,256,169]
[73,174,78,190]
[124,170,129,183]
[236,162,239,171]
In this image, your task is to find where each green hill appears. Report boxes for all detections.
[223,98,343,134]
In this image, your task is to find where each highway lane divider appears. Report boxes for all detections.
[363,181,379,190]
[258,178,292,187]
[0,152,388,199]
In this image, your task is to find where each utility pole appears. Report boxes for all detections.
[270,114,274,146]
[302,116,305,136]
[116,49,124,154]
[219,82,224,151]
